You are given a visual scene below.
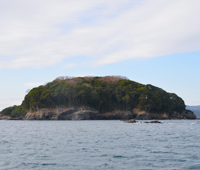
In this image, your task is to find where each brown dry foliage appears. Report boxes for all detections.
[65,77,84,86]
[54,76,73,81]
[98,76,127,83]
[65,79,77,86]
[82,76,94,81]
[54,75,127,85]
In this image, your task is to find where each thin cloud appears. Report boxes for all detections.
[0,0,200,68]
[24,82,43,87]
[0,98,23,111]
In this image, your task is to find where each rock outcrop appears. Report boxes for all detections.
[0,115,12,120]
[133,108,196,120]
[126,119,137,123]
[24,107,98,120]
[170,110,197,119]
[149,120,161,123]
[24,107,131,120]
[23,107,197,120]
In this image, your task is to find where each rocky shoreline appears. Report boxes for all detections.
[0,107,197,120]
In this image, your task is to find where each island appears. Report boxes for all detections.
[0,76,197,120]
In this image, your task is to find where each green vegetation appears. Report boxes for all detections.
[0,105,26,118]
[0,76,186,118]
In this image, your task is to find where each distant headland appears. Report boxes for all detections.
[0,76,197,120]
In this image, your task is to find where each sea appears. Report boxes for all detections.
[0,120,200,170]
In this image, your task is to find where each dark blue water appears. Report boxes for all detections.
[0,120,200,170]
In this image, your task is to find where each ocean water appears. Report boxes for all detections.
[0,120,200,170]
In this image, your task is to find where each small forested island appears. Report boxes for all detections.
[0,76,197,120]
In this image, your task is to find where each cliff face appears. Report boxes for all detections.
[23,107,197,120]
[133,108,197,120]
[24,107,133,120]
[24,107,101,120]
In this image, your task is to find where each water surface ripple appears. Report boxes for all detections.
[0,120,200,170]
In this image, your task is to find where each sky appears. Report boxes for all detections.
[0,0,200,111]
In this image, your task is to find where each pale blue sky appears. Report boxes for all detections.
[0,0,200,111]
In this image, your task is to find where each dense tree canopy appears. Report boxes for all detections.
[0,76,186,118]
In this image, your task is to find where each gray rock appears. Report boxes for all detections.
[149,120,161,123]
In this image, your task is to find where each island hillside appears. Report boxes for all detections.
[0,76,197,120]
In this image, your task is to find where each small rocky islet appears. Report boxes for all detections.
[0,76,197,120]
[126,119,161,123]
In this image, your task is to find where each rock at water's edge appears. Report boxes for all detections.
[126,119,137,123]
[150,120,161,123]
